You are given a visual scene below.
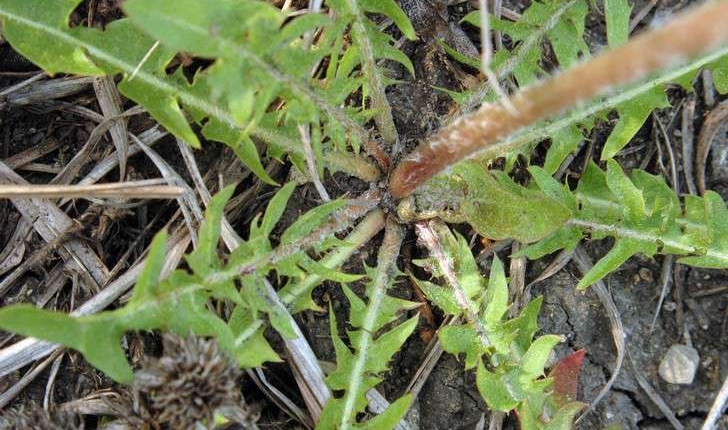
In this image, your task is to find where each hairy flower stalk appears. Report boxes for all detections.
[389,1,728,198]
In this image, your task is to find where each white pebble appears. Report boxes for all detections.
[658,344,699,385]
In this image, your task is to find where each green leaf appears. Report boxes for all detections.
[0,306,129,381]
[712,55,728,94]
[543,125,584,175]
[678,191,728,268]
[326,0,413,143]
[0,0,104,75]
[360,0,416,40]
[605,0,631,48]
[321,225,416,429]
[483,257,509,326]
[441,324,489,369]
[543,402,586,430]
[506,297,544,356]
[228,306,281,367]
[186,185,235,276]
[258,181,296,238]
[601,87,670,159]
[0,1,201,146]
[476,360,519,411]
[0,231,170,382]
[454,162,572,243]
[521,334,561,376]
[281,198,347,244]
[360,394,413,430]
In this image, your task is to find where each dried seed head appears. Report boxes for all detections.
[134,334,242,429]
[0,405,84,430]
[103,389,157,429]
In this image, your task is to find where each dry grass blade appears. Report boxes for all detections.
[298,124,330,202]
[130,134,203,244]
[51,118,116,186]
[695,99,728,195]
[1,139,60,169]
[573,246,625,422]
[0,160,110,290]
[390,1,728,198]
[702,373,728,430]
[175,138,244,246]
[261,278,330,421]
[72,127,166,190]
[681,95,697,195]
[0,231,190,378]
[0,71,44,98]
[0,180,185,199]
[628,0,659,32]
[508,242,527,317]
[627,351,684,430]
[526,249,573,289]
[0,220,29,277]
[650,255,674,331]
[93,76,129,180]
[0,350,62,409]
[247,368,313,428]
[2,76,94,106]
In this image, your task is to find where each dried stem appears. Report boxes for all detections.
[0,180,185,199]
[389,1,728,198]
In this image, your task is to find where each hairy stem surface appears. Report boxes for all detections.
[389,1,728,198]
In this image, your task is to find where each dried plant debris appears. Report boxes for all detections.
[133,333,259,430]
[0,405,85,430]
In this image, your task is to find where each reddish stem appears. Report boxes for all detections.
[389,1,728,198]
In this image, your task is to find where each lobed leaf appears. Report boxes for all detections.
[452,162,572,243]
[320,223,417,429]
[521,161,728,288]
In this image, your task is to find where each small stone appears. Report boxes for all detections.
[658,344,699,385]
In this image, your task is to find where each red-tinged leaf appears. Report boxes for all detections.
[549,349,585,406]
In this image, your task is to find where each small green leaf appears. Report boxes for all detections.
[0,0,104,75]
[483,257,509,326]
[187,185,235,275]
[129,230,170,305]
[361,394,413,430]
[601,87,670,159]
[521,334,562,376]
[605,0,631,48]
[440,325,485,369]
[228,307,281,367]
[0,307,130,381]
[360,0,416,40]
[543,402,586,430]
[476,360,519,411]
[258,181,297,238]
[679,191,728,268]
